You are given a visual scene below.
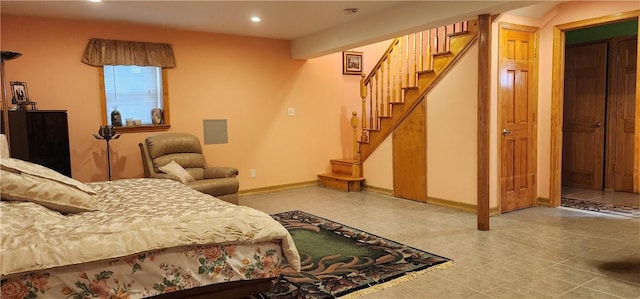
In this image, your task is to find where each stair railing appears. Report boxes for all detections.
[359,21,469,142]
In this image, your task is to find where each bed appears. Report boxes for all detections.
[0,157,301,299]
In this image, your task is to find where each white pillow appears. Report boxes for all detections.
[158,160,195,183]
[0,170,99,214]
[0,157,96,195]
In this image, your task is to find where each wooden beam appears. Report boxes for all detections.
[477,14,491,231]
[550,27,564,207]
[635,15,640,193]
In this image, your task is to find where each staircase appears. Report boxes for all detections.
[317,159,364,192]
[318,19,479,192]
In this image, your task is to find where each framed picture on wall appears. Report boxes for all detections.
[10,81,29,104]
[342,51,363,75]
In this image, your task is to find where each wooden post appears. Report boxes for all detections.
[412,33,417,86]
[435,28,440,58]
[387,57,391,114]
[360,73,368,142]
[369,83,373,129]
[444,25,449,52]
[374,70,379,129]
[392,47,397,103]
[477,14,491,231]
[351,112,360,177]
[399,36,404,94]
[418,31,424,72]
[426,29,432,70]
[635,17,640,193]
[380,60,385,117]
[404,35,409,87]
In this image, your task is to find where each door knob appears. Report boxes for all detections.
[592,122,602,128]
[502,128,512,136]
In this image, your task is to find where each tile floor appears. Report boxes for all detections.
[561,186,640,218]
[241,186,640,299]
[562,186,639,209]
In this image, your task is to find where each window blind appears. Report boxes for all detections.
[104,65,163,125]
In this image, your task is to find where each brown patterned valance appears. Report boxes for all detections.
[81,38,176,67]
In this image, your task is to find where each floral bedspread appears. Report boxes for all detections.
[1,242,283,299]
[1,178,301,298]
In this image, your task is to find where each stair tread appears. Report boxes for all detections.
[433,50,453,56]
[330,158,358,164]
[318,172,365,181]
[449,30,471,37]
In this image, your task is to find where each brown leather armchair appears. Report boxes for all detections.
[139,132,239,204]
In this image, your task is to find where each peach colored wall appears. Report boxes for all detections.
[427,44,479,206]
[494,1,639,201]
[362,135,393,190]
[1,14,389,190]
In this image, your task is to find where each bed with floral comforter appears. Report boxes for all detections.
[0,177,300,299]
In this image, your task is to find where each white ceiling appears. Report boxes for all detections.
[1,1,557,58]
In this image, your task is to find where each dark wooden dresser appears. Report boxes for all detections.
[8,110,71,177]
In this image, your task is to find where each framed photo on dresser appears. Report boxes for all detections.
[10,81,29,104]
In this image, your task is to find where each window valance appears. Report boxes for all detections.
[81,38,176,67]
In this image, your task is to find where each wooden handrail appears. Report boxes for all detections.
[363,38,400,85]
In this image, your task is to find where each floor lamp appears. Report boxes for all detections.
[1,51,22,141]
[93,125,120,181]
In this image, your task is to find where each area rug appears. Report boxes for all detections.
[262,210,452,299]
[561,197,640,218]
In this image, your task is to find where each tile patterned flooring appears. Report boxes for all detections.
[240,186,640,299]
[561,187,640,218]
[562,186,639,209]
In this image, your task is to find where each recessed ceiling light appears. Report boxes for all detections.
[250,16,261,23]
[89,0,102,2]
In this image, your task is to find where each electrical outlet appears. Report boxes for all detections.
[287,107,295,116]
[250,169,256,178]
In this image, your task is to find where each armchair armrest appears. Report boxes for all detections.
[204,167,239,179]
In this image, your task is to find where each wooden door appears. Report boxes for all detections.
[499,24,537,213]
[562,42,607,190]
[393,101,426,202]
[613,37,637,192]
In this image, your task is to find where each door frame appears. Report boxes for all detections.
[550,11,640,207]
[497,22,540,213]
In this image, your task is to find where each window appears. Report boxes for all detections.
[83,38,175,132]
[100,65,170,132]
